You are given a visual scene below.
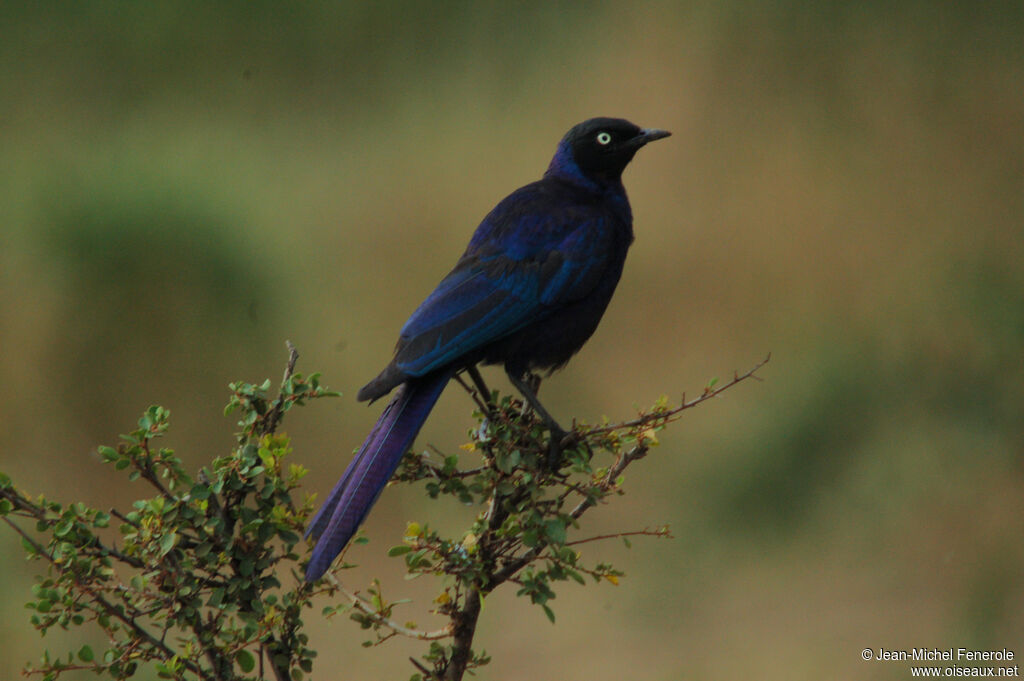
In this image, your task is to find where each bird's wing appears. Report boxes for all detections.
[393,211,612,377]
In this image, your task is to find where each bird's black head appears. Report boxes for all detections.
[546,117,671,188]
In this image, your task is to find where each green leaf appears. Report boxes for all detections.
[496,449,521,474]
[236,650,256,673]
[158,531,177,556]
[387,545,414,557]
[77,645,94,662]
[406,548,432,569]
[543,518,566,544]
[54,518,73,537]
[522,528,539,547]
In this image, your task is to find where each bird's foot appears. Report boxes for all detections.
[505,367,573,468]
[545,424,579,470]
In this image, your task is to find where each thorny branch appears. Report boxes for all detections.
[3,344,335,681]
[0,347,767,681]
[404,354,770,680]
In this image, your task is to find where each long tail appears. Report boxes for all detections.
[305,371,450,581]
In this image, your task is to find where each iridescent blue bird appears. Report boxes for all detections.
[305,118,670,580]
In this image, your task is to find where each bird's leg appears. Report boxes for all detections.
[455,365,497,418]
[515,376,534,419]
[467,365,494,409]
[506,368,569,466]
[506,369,563,434]
[455,366,500,449]
[524,372,542,402]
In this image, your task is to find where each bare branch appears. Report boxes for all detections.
[282,340,299,384]
[260,342,301,437]
[565,527,672,547]
[587,353,770,436]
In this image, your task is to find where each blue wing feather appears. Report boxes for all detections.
[393,185,612,377]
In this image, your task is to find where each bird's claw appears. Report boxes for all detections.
[545,425,575,470]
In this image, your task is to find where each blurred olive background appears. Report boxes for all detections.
[2,1,1022,679]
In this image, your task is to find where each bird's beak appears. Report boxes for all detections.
[639,128,671,144]
[627,128,671,150]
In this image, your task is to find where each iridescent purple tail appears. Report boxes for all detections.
[305,371,449,581]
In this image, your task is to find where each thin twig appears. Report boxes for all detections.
[7,513,212,680]
[485,358,770,590]
[2,516,49,559]
[109,507,139,527]
[418,456,486,480]
[93,592,214,680]
[410,656,433,676]
[137,441,176,501]
[282,340,299,385]
[260,342,301,437]
[565,527,672,547]
[329,578,453,641]
[587,353,771,436]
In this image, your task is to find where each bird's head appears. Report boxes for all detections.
[546,117,671,188]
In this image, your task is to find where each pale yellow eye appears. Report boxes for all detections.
[596,131,612,145]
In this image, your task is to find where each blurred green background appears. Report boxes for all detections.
[2,1,1022,679]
